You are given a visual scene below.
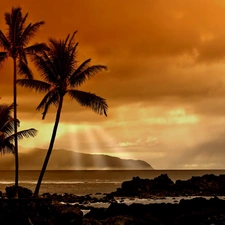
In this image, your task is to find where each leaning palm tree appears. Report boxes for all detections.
[17,31,108,196]
[0,103,37,154]
[0,6,45,196]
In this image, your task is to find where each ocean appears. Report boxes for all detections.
[0,170,224,195]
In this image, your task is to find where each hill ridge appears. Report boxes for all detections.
[0,148,153,170]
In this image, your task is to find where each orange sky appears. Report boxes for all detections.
[1,0,225,169]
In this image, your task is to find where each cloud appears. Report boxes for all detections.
[169,128,225,169]
[1,1,225,169]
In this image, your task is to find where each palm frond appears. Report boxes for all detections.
[19,12,28,31]
[68,31,78,47]
[4,7,23,44]
[64,33,70,46]
[70,64,107,87]
[36,90,60,119]
[19,21,45,46]
[0,31,10,50]
[69,58,90,82]
[67,90,108,116]
[48,38,73,78]
[17,79,51,93]
[1,118,17,136]
[25,43,49,54]
[0,52,8,67]
[17,128,38,139]
[19,50,28,64]
[36,91,52,111]
[6,128,38,143]
[30,52,57,82]
[0,103,14,115]
[0,141,15,154]
[41,98,56,120]
[48,38,59,55]
[17,58,33,79]
[0,103,20,137]
[68,42,78,65]
[0,103,14,129]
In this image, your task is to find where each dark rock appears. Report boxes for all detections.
[102,215,134,225]
[110,173,225,198]
[54,204,83,225]
[82,218,102,225]
[85,207,106,220]
[84,197,225,224]
[5,186,33,198]
[105,203,129,217]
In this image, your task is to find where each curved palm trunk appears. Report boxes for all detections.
[13,57,19,198]
[34,95,64,196]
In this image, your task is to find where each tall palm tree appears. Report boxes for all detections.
[0,6,45,196]
[17,31,108,196]
[0,103,37,154]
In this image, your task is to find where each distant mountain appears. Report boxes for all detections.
[0,148,153,170]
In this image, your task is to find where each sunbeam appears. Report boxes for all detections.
[85,127,108,169]
[67,125,82,169]
[89,125,137,169]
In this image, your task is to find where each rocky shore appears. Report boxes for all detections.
[0,173,225,224]
[110,173,225,197]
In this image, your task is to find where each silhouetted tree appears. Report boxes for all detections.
[0,6,45,197]
[0,103,37,153]
[17,31,108,196]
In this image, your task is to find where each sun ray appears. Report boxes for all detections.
[81,127,99,169]
[86,126,108,169]
[66,124,83,169]
[91,126,137,169]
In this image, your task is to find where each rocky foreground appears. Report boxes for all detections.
[1,174,225,225]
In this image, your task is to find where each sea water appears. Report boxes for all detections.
[0,170,224,195]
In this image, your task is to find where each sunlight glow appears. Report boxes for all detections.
[145,108,199,125]
[67,124,137,169]
[19,121,68,149]
[67,125,82,169]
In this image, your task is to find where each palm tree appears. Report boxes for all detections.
[0,103,37,154]
[17,31,108,196]
[0,6,45,196]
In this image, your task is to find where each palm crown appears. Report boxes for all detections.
[0,6,46,77]
[17,31,108,118]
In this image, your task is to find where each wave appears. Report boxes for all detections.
[0,180,121,185]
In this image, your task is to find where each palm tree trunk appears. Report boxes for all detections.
[34,95,64,197]
[13,57,19,198]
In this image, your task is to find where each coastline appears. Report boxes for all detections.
[0,173,225,224]
[0,169,225,195]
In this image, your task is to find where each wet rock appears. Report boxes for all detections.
[54,204,83,225]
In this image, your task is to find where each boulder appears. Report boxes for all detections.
[5,186,33,198]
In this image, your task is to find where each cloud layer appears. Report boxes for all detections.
[1,1,225,168]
